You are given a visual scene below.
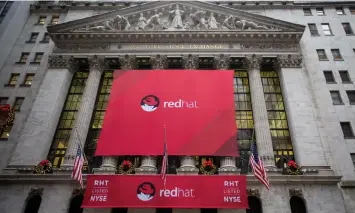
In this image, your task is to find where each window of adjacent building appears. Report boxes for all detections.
[6,73,19,86]
[308,23,319,36]
[339,71,351,83]
[342,23,354,35]
[346,91,355,105]
[330,91,343,104]
[0,124,12,140]
[350,7,355,15]
[351,154,355,167]
[321,23,333,35]
[0,1,13,24]
[0,97,8,105]
[336,7,345,15]
[331,49,343,60]
[27,32,38,43]
[14,97,24,111]
[18,52,29,63]
[341,122,355,138]
[32,53,43,64]
[37,16,46,25]
[323,71,335,83]
[41,33,50,43]
[22,74,34,86]
[51,16,59,25]
[316,8,325,15]
[317,49,328,60]
[303,8,312,15]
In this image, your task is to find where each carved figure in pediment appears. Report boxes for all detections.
[235,18,269,30]
[169,5,184,29]
[145,13,163,30]
[136,13,147,30]
[189,10,208,30]
[222,15,235,30]
[207,13,219,29]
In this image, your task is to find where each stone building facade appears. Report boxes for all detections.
[0,1,355,213]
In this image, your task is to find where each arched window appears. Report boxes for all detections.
[24,195,42,213]
[200,208,217,213]
[290,196,307,213]
[246,196,262,213]
[112,208,128,213]
[68,195,84,213]
[156,208,172,213]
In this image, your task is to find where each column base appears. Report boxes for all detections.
[135,166,158,175]
[218,166,241,175]
[176,166,199,175]
[93,167,117,174]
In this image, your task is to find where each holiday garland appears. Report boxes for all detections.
[118,160,135,174]
[200,160,217,175]
[33,160,53,174]
[283,160,303,175]
[0,104,15,133]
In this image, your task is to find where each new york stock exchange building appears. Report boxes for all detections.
[2,1,355,213]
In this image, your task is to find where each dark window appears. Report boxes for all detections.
[27,33,39,43]
[18,52,29,64]
[156,209,173,213]
[308,24,319,36]
[247,196,263,213]
[290,196,307,213]
[167,57,183,69]
[68,195,84,213]
[342,23,354,35]
[321,23,332,35]
[6,73,19,86]
[261,71,294,168]
[0,97,8,105]
[341,122,354,138]
[351,154,355,167]
[112,208,128,213]
[201,209,217,213]
[316,49,327,60]
[316,8,325,15]
[51,16,59,25]
[303,8,312,15]
[14,97,24,111]
[350,7,355,15]
[323,71,335,83]
[22,73,35,86]
[41,33,50,43]
[32,53,44,64]
[198,57,214,69]
[331,49,343,60]
[234,71,254,174]
[346,91,355,105]
[37,16,46,25]
[0,1,13,24]
[49,72,89,168]
[339,71,351,83]
[24,195,42,213]
[330,91,343,105]
[336,7,345,15]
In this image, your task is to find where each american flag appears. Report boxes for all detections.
[161,126,168,188]
[249,142,270,190]
[72,145,84,188]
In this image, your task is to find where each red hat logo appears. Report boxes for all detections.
[141,95,160,112]
[137,182,156,201]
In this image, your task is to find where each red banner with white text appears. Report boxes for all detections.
[95,70,238,156]
[82,175,248,208]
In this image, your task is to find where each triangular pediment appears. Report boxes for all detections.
[48,1,304,34]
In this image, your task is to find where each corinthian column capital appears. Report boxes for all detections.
[151,54,168,69]
[213,54,231,70]
[182,54,199,69]
[119,54,137,70]
[243,54,262,70]
[48,55,79,72]
[276,54,303,68]
[88,55,107,72]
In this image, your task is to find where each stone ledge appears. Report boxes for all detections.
[340,180,355,188]
[0,174,342,185]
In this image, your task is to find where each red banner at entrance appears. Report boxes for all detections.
[82,175,248,208]
[95,70,238,156]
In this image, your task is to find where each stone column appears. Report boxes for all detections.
[275,54,327,167]
[177,156,199,175]
[95,156,118,174]
[135,156,157,174]
[243,54,275,168]
[8,56,78,168]
[62,55,106,169]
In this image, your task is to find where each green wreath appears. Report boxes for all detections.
[283,160,303,175]
[200,160,217,175]
[118,160,135,174]
[33,160,53,174]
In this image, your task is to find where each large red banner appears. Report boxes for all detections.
[82,175,248,208]
[95,70,238,156]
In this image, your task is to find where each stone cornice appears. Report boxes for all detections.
[0,174,342,185]
[48,55,79,72]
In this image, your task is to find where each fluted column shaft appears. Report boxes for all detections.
[135,156,157,174]
[244,55,275,168]
[177,156,199,175]
[63,56,105,168]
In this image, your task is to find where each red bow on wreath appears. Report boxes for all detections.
[122,160,131,168]
[0,104,10,112]
[287,160,297,169]
[39,160,50,167]
[203,160,213,167]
